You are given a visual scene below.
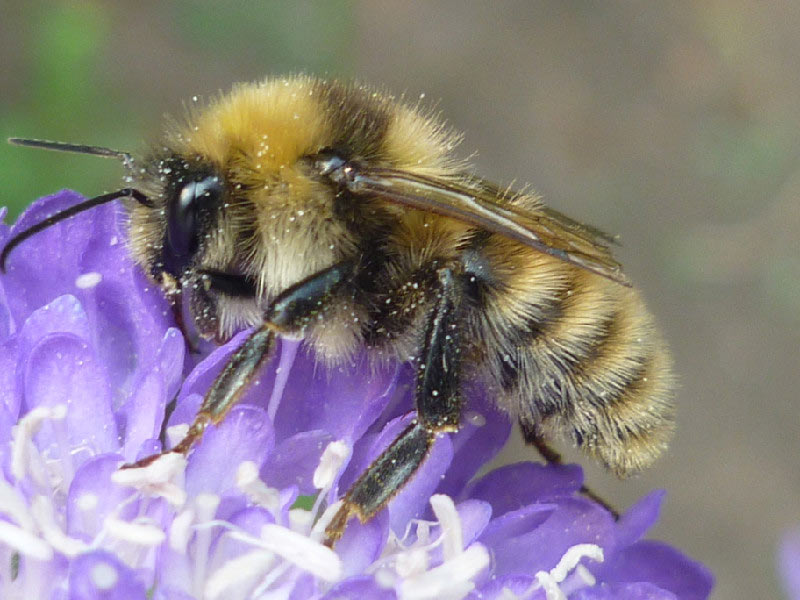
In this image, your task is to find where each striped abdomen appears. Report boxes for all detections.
[467,233,675,477]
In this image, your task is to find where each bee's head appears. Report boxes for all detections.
[128,152,227,284]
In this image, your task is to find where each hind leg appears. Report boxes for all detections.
[520,420,619,518]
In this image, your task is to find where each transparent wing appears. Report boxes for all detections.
[343,165,630,286]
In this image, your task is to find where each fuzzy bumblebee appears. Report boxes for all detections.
[1,75,674,544]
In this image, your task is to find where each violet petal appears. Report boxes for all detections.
[185,405,275,497]
[437,386,511,500]
[66,454,137,539]
[599,540,714,600]
[571,582,678,600]
[779,527,800,600]
[334,509,389,579]
[321,576,397,600]
[466,462,583,517]
[271,347,402,444]
[261,429,333,495]
[24,333,118,458]
[67,550,147,599]
[480,498,614,577]
[615,490,665,547]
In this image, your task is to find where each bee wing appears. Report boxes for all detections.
[346,166,630,285]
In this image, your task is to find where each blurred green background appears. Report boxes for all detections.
[2,2,799,598]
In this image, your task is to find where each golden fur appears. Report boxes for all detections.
[125,75,674,476]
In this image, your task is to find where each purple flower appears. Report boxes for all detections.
[779,527,800,600]
[0,190,714,599]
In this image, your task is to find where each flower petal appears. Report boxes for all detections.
[480,498,614,578]
[466,462,583,518]
[598,540,714,600]
[67,549,147,599]
[436,387,511,500]
[66,455,137,540]
[185,405,275,497]
[615,490,665,547]
[5,192,172,399]
[24,333,118,457]
[321,576,397,600]
[261,429,333,495]
[271,347,403,444]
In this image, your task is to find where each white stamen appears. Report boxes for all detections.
[288,508,314,533]
[395,547,429,578]
[0,520,53,560]
[251,562,293,598]
[104,517,166,546]
[312,440,350,490]
[400,543,489,600]
[30,495,86,557]
[195,493,221,520]
[374,568,397,589]
[192,493,221,597]
[230,524,342,582]
[111,453,187,507]
[205,549,275,600]
[415,520,432,546]
[90,561,118,590]
[75,492,101,538]
[310,499,343,540]
[559,564,598,596]
[11,404,67,481]
[111,452,185,486]
[575,564,596,586]
[169,507,195,553]
[236,460,260,486]
[0,476,36,530]
[76,493,98,512]
[549,543,604,583]
[534,572,567,600]
[166,424,190,448]
[533,543,604,600]
[236,461,282,516]
[75,272,103,289]
[430,494,462,560]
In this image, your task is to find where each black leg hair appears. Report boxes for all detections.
[122,261,354,469]
[324,268,464,545]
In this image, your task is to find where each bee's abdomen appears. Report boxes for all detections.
[471,239,675,477]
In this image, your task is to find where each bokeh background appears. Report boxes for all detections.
[2,3,799,598]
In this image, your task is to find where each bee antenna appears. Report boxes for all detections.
[8,138,135,170]
[0,188,150,273]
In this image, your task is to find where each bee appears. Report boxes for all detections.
[1,75,674,545]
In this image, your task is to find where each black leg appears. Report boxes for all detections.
[122,261,354,469]
[325,268,464,546]
[520,420,619,518]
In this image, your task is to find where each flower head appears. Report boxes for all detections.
[0,191,714,599]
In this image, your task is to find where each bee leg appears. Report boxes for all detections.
[519,421,619,519]
[122,261,354,469]
[325,268,464,546]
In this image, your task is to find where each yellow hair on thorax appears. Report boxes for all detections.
[175,76,330,175]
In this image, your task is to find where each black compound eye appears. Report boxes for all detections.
[165,175,222,272]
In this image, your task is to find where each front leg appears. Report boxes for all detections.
[325,267,464,546]
[123,261,354,469]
